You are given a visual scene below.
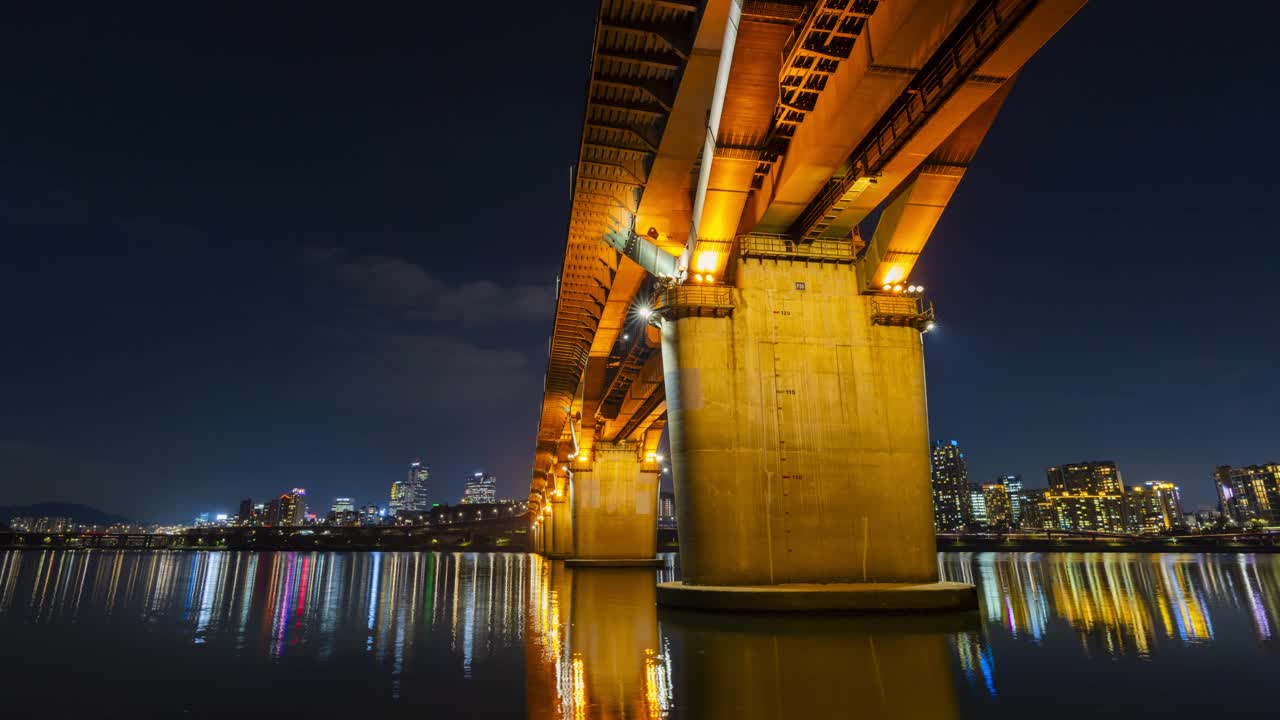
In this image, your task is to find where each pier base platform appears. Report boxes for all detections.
[565,558,663,568]
[656,581,977,612]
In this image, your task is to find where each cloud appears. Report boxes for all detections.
[335,333,539,414]
[293,246,552,418]
[433,280,554,325]
[300,246,553,326]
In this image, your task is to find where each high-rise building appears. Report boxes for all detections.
[1047,461,1123,495]
[658,491,676,529]
[391,460,430,516]
[389,480,406,516]
[1043,461,1126,533]
[360,505,382,526]
[1020,488,1051,530]
[274,488,307,526]
[997,474,1024,527]
[461,473,497,505]
[982,483,1013,530]
[1215,464,1280,525]
[1048,494,1126,533]
[237,498,254,525]
[1125,481,1183,533]
[326,497,358,526]
[931,440,971,531]
[969,483,988,525]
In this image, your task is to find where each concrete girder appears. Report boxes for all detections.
[781,0,1086,241]
[681,12,796,279]
[593,72,677,112]
[586,120,661,152]
[602,345,665,441]
[753,0,979,233]
[632,0,736,256]
[858,76,1015,290]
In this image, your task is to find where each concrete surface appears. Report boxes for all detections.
[656,580,977,612]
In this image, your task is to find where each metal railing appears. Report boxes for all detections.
[870,294,935,330]
[737,233,857,262]
[655,285,734,319]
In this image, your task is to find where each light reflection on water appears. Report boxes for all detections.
[1,550,1279,717]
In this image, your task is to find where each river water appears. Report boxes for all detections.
[1,550,1276,717]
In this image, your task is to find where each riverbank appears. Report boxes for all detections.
[937,535,1280,553]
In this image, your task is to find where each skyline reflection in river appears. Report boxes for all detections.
[2,550,1280,716]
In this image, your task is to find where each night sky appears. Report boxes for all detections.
[1,2,1276,522]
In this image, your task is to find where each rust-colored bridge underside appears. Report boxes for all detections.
[530,0,1085,513]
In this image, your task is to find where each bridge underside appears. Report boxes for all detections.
[531,0,1085,603]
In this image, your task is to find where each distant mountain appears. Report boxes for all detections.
[0,502,134,527]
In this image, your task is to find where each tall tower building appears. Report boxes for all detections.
[461,472,497,505]
[237,498,254,525]
[389,460,430,516]
[1126,481,1183,533]
[1215,464,1280,525]
[275,488,306,526]
[389,480,405,515]
[997,474,1024,527]
[982,483,1012,530]
[930,440,971,531]
[969,483,987,526]
[405,460,430,512]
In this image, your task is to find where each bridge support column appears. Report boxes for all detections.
[549,493,574,559]
[533,502,552,556]
[657,259,974,610]
[565,444,660,567]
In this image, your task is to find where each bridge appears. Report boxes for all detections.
[529,0,1084,609]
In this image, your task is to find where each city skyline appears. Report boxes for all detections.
[1,2,1277,520]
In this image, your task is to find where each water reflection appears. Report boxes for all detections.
[939,553,1280,659]
[0,550,527,702]
[526,559,671,719]
[662,610,969,719]
[5,550,1280,716]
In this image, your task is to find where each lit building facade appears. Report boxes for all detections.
[931,440,971,531]
[658,491,676,529]
[1049,494,1125,533]
[982,483,1013,530]
[390,460,430,515]
[1044,461,1126,533]
[969,484,987,526]
[1048,461,1123,495]
[237,498,254,526]
[273,488,306,526]
[1215,464,1280,525]
[461,473,497,505]
[389,480,406,516]
[1020,489,1051,530]
[1125,481,1183,533]
[997,474,1024,527]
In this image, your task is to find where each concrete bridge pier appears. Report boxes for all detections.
[565,443,661,567]
[548,490,574,559]
[656,257,974,610]
[530,522,544,555]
